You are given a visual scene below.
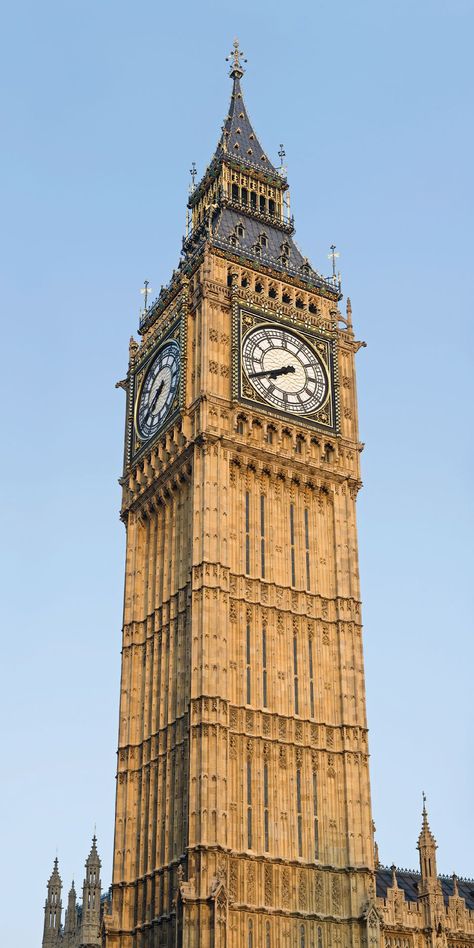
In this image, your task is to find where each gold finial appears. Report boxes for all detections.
[226,38,247,79]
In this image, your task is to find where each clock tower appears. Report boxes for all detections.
[104,42,375,948]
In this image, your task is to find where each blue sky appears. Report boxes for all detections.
[1,1,473,945]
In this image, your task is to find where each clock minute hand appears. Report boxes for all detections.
[248,364,296,380]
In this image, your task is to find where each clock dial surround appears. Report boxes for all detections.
[135,340,180,441]
[242,324,328,416]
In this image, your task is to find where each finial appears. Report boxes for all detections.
[278,144,286,166]
[140,280,152,313]
[189,162,197,190]
[422,791,427,817]
[328,244,340,279]
[453,872,459,896]
[226,38,247,79]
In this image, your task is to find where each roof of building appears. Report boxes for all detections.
[214,75,278,176]
[376,867,474,911]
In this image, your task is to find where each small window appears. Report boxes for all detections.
[269,199,275,216]
[260,195,266,213]
[254,244,261,258]
[250,191,257,209]
[282,292,291,304]
[234,142,240,150]
[227,271,233,288]
[241,276,249,288]
[241,187,248,205]
[249,133,255,141]
[247,149,253,156]
[296,297,304,310]
[268,286,277,299]
[309,302,317,314]
[255,281,263,293]
[260,233,268,248]
[236,223,245,238]
[229,235,238,247]
[232,183,239,201]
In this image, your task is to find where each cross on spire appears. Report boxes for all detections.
[278,144,286,165]
[226,38,247,79]
[189,162,197,189]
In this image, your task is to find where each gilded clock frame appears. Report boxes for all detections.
[129,315,186,463]
[232,302,339,433]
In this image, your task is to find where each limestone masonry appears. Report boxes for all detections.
[41,43,473,948]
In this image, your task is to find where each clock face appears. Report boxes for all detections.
[136,340,180,440]
[242,325,328,415]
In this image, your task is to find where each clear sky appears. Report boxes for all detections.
[1,1,473,945]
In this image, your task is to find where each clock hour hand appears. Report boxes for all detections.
[248,364,296,380]
[144,379,164,424]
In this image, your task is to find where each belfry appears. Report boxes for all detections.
[41,42,474,948]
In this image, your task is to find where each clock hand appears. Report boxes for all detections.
[248,365,296,380]
[144,379,164,424]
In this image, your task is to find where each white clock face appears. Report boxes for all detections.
[242,325,328,415]
[136,341,180,440]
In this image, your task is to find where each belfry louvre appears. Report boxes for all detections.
[41,43,474,948]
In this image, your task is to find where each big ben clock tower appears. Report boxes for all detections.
[104,42,376,948]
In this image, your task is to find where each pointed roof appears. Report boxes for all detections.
[86,834,101,867]
[213,38,277,174]
[216,74,277,175]
[417,793,438,851]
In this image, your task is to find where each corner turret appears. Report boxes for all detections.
[79,836,102,947]
[63,880,77,946]
[42,858,62,947]
[418,794,439,892]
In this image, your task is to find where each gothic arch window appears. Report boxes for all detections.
[241,273,249,288]
[255,280,263,293]
[309,302,318,314]
[236,223,245,238]
[296,296,304,309]
[232,183,239,201]
[229,235,238,248]
[269,198,275,216]
[260,233,268,248]
[282,291,292,304]
[250,191,257,209]
[260,194,266,213]
[268,285,277,299]
[241,186,248,205]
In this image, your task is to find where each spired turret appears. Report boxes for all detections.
[42,858,62,948]
[79,836,102,948]
[417,794,439,893]
[63,880,78,946]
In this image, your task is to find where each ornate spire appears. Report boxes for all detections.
[42,858,62,947]
[214,42,277,174]
[417,793,438,889]
[226,38,247,80]
[80,835,102,946]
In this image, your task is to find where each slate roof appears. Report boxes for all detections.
[376,867,474,911]
[214,76,278,176]
[213,207,306,270]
